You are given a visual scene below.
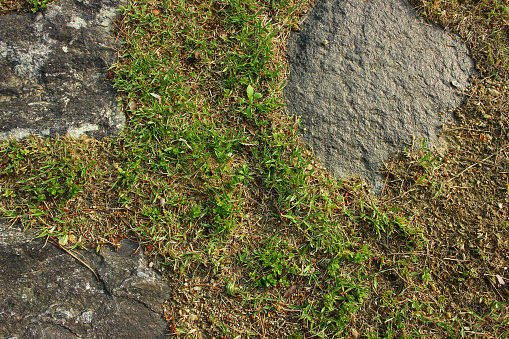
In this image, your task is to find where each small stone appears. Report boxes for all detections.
[498,203,503,209]
[193,286,202,291]
[488,88,500,96]
[451,80,460,88]
[429,283,439,293]
[283,285,298,298]
[321,39,328,46]
[188,314,198,322]
[291,23,301,32]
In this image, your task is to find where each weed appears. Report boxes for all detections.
[241,84,263,118]
[302,255,370,337]
[27,0,51,12]
[248,236,300,288]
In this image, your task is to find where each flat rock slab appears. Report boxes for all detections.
[284,0,476,194]
[0,220,170,338]
[0,0,125,140]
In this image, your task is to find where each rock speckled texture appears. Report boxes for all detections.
[284,0,476,194]
[0,0,125,140]
[0,220,170,338]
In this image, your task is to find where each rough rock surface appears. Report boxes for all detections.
[0,220,170,338]
[0,0,125,140]
[284,0,476,194]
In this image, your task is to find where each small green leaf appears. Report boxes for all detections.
[254,92,262,99]
[246,84,254,101]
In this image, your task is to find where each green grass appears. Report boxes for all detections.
[1,0,509,337]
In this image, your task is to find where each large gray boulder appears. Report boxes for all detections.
[284,0,476,194]
[0,0,125,140]
[0,220,170,338]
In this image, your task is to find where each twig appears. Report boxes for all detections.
[190,283,222,291]
[443,257,470,262]
[170,305,178,334]
[445,126,491,133]
[49,240,99,281]
[464,331,486,336]
[447,144,509,182]
[384,188,417,203]
[459,156,495,166]
[260,312,266,339]
[6,216,20,229]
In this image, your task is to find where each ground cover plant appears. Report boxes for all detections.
[1,0,508,337]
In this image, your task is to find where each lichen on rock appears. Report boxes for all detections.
[0,0,126,140]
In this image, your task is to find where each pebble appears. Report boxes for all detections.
[488,88,500,96]
[194,286,202,291]
[189,314,197,322]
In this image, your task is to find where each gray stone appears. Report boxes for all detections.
[284,0,476,194]
[0,220,170,338]
[0,0,125,140]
